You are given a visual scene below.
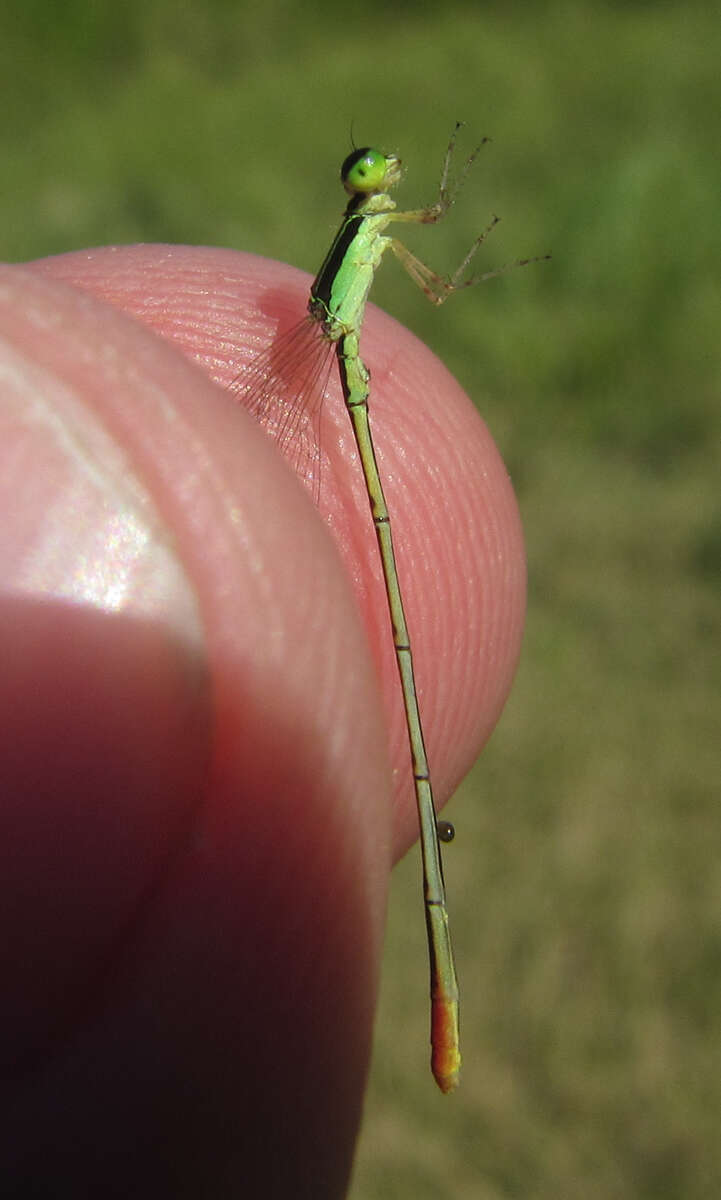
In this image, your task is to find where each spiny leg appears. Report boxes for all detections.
[391,228,551,306]
[389,215,502,305]
[392,122,491,229]
[387,125,550,304]
[435,122,491,220]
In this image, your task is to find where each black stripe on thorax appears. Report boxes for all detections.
[311,195,367,311]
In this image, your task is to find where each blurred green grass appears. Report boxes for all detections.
[3,1,720,1196]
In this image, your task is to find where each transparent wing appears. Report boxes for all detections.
[228,315,336,504]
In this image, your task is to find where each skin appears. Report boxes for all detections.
[0,246,525,1197]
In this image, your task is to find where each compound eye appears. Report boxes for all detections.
[340,148,388,195]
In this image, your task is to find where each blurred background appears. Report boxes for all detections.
[3,1,719,1195]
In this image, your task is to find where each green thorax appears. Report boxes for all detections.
[309,190,396,341]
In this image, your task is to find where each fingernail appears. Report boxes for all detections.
[0,339,203,645]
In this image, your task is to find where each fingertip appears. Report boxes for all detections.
[28,245,526,852]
